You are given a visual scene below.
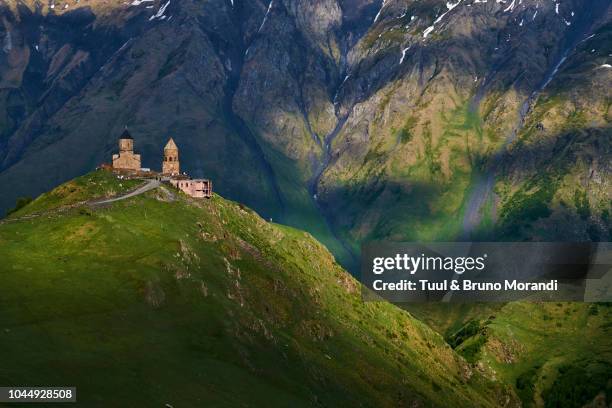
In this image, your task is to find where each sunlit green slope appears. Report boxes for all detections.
[0,171,506,407]
[446,302,612,407]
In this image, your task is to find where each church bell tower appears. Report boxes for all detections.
[163,138,180,175]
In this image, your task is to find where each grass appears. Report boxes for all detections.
[0,171,503,407]
[417,302,612,406]
[256,139,356,270]
[395,116,418,144]
[498,174,559,239]
[332,99,494,246]
[543,360,612,408]
[472,190,496,240]
[5,197,33,217]
[6,170,141,218]
[408,302,612,405]
[395,100,493,241]
[476,302,612,406]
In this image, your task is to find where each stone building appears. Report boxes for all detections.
[108,133,213,198]
[112,129,141,171]
[163,138,180,175]
[170,179,213,199]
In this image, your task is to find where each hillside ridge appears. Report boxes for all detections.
[0,170,508,407]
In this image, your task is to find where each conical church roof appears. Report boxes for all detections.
[164,138,178,150]
[120,128,133,140]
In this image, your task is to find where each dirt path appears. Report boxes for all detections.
[0,179,161,225]
[91,179,160,205]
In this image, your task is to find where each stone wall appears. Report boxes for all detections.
[112,152,141,170]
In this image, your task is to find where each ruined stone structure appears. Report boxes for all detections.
[170,179,213,199]
[112,129,141,171]
[163,138,180,175]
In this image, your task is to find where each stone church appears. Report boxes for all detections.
[110,130,212,199]
[112,129,141,171]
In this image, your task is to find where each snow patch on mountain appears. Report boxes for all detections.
[423,0,462,39]
[258,0,274,33]
[374,0,387,23]
[149,0,170,21]
[399,46,410,64]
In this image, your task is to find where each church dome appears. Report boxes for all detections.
[120,128,133,140]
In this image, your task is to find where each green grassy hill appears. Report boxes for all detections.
[406,299,612,407]
[445,303,612,407]
[0,170,507,407]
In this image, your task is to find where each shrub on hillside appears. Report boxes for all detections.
[6,197,33,216]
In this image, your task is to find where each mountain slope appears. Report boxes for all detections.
[0,0,360,267]
[315,0,611,248]
[495,20,612,241]
[0,170,507,407]
[1,0,609,270]
[447,302,612,407]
